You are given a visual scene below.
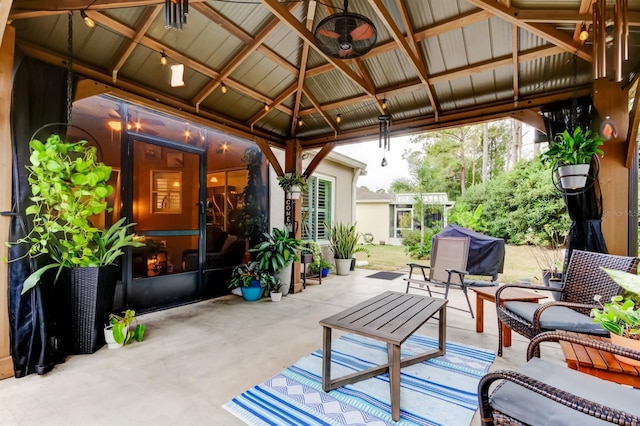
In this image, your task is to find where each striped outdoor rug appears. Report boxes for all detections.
[223,333,495,425]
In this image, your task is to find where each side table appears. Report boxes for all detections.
[471,286,546,348]
[560,332,640,388]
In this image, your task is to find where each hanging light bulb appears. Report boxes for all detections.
[381,98,387,110]
[264,103,270,112]
[579,23,589,41]
[336,114,342,124]
[81,10,95,28]
[160,51,168,66]
[298,117,303,127]
[221,83,227,94]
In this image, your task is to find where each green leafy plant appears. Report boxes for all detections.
[324,222,370,260]
[251,228,301,275]
[541,127,604,169]
[591,268,640,339]
[277,173,308,192]
[5,134,144,294]
[310,258,333,274]
[108,309,145,345]
[300,239,321,271]
[229,261,275,290]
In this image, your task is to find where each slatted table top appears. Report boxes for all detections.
[319,291,447,346]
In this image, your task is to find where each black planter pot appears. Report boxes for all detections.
[63,266,118,354]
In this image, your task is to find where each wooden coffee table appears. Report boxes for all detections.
[471,286,546,347]
[560,332,640,388]
[319,291,447,422]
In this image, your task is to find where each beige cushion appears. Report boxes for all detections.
[221,234,237,253]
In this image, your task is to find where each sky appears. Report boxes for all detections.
[335,136,414,192]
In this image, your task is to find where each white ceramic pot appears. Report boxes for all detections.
[276,261,293,296]
[609,333,640,366]
[335,259,351,276]
[270,291,282,302]
[104,325,128,349]
[557,164,590,189]
[289,186,301,199]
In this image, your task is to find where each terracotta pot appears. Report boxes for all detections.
[609,333,640,366]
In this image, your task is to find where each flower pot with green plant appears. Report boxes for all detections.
[541,127,604,190]
[591,267,640,366]
[311,259,333,277]
[251,228,301,296]
[277,173,308,200]
[104,309,145,349]
[324,222,369,276]
[229,261,275,301]
[5,134,144,354]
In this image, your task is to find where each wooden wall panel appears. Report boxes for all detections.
[0,25,15,380]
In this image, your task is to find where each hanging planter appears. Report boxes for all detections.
[557,164,591,189]
[277,173,308,199]
[541,127,604,191]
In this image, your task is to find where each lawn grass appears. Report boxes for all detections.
[355,243,564,285]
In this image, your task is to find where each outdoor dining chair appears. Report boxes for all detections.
[478,331,640,425]
[495,249,639,356]
[404,236,476,317]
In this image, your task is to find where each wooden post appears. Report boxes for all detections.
[593,78,631,255]
[0,25,15,379]
[285,140,304,293]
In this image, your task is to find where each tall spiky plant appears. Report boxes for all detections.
[324,222,369,259]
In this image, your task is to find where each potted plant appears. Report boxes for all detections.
[310,259,333,278]
[591,267,640,366]
[300,239,321,274]
[541,127,604,189]
[251,228,301,296]
[104,309,145,349]
[527,226,565,300]
[276,173,308,199]
[5,134,144,354]
[229,261,275,301]
[324,221,369,276]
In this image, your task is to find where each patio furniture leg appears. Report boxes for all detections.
[322,326,332,391]
[497,318,503,357]
[390,343,401,421]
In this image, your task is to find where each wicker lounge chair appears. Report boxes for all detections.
[495,250,639,356]
[478,331,640,425]
[404,236,476,316]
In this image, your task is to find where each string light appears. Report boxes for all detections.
[221,83,227,94]
[81,10,95,28]
[160,51,168,65]
[381,98,387,110]
[264,103,270,112]
[336,114,342,124]
[298,116,303,127]
[579,23,589,41]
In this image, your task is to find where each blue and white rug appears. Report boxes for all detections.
[223,333,495,425]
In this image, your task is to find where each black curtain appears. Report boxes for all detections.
[541,97,607,271]
[8,53,69,377]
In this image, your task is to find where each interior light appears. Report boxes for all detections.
[221,83,227,94]
[81,10,95,28]
[298,117,303,127]
[579,23,589,41]
[135,121,142,130]
[170,64,185,87]
[210,176,218,183]
[173,181,181,188]
[221,142,229,151]
[160,51,168,66]
[184,130,191,138]
[336,114,342,124]
[381,98,387,110]
[264,103,270,112]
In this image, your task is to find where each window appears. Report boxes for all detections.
[302,176,333,240]
[151,171,182,213]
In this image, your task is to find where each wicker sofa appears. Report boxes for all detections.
[478,331,640,425]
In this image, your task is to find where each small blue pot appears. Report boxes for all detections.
[241,280,264,301]
[321,268,329,278]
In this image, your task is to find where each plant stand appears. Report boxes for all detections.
[63,266,119,354]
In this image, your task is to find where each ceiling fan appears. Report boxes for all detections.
[314,0,377,59]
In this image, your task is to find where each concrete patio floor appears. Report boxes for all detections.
[0,268,564,425]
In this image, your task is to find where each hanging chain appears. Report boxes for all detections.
[66,13,73,125]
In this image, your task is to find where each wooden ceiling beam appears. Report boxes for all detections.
[303,142,335,177]
[512,24,519,102]
[301,86,592,147]
[191,2,299,109]
[290,0,316,137]
[414,9,492,40]
[466,0,593,62]
[394,0,419,56]
[248,83,297,126]
[260,0,375,97]
[369,0,439,118]
[516,9,640,25]
[303,89,338,134]
[109,5,162,84]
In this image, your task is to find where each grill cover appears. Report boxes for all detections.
[437,225,505,281]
